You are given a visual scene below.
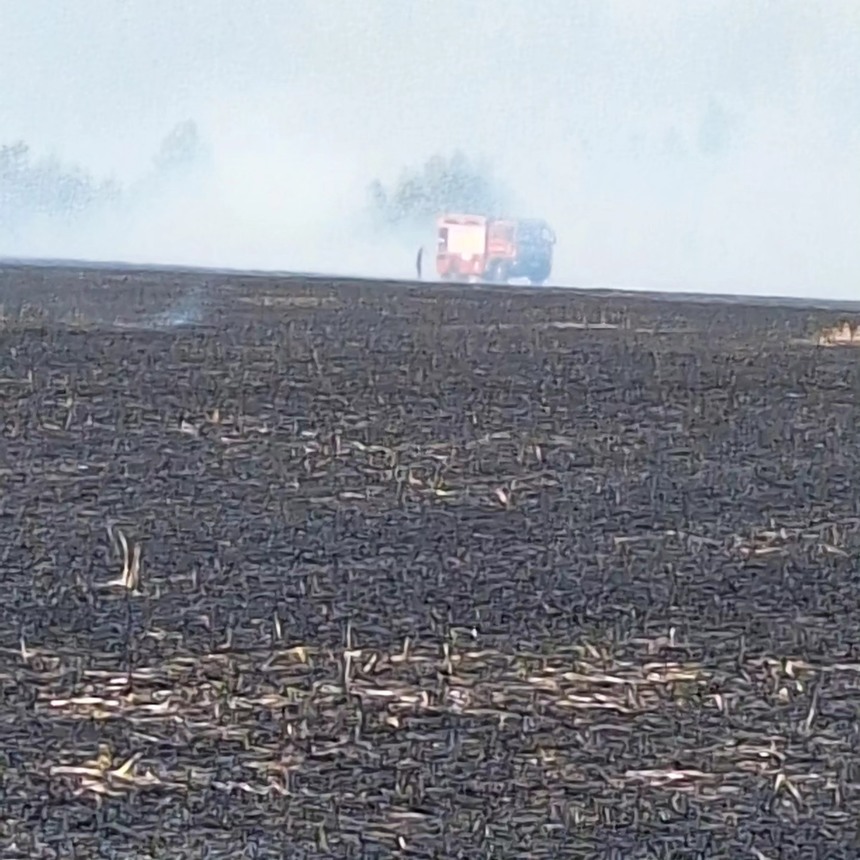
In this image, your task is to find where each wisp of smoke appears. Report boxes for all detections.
[1,0,857,299]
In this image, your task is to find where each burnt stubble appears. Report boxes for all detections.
[1,263,860,858]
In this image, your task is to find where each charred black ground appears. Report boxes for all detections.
[1,262,860,858]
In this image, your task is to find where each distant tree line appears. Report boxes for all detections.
[0,142,120,233]
[366,150,510,230]
[1,130,508,249]
[0,119,204,236]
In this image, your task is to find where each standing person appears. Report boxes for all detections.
[415,246,424,280]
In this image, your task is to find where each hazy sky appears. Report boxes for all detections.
[1,0,858,296]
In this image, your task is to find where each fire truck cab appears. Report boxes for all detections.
[486,218,556,285]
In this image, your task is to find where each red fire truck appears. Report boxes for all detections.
[435,213,556,285]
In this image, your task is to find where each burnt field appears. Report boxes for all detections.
[2,263,860,858]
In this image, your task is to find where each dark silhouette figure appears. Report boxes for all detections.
[416,246,424,280]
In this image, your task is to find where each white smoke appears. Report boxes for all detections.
[1,0,858,298]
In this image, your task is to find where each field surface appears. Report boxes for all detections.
[1,263,860,858]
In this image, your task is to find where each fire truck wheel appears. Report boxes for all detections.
[487,262,508,284]
[529,264,551,286]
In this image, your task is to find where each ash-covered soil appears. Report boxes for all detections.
[2,262,860,858]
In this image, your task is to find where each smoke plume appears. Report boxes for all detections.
[1,0,857,298]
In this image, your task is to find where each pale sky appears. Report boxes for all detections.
[1,0,858,296]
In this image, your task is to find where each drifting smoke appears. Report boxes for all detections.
[1,0,858,298]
